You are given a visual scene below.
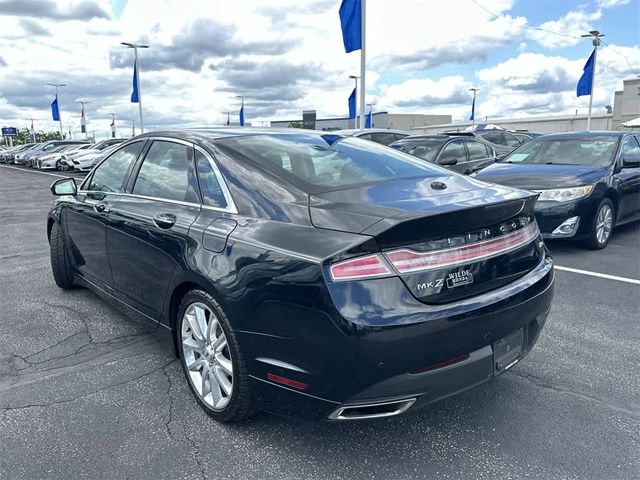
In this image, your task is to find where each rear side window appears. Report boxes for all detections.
[371,132,396,145]
[132,141,199,203]
[88,142,142,192]
[195,151,228,208]
[439,141,467,163]
[216,134,442,193]
[466,140,489,160]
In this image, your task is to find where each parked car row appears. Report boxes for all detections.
[351,128,640,249]
[0,138,126,171]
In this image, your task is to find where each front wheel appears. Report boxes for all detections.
[584,199,614,250]
[177,290,254,422]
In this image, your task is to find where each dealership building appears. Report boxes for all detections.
[270,110,452,131]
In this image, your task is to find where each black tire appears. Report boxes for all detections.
[49,222,75,289]
[177,289,254,422]
[584,198,615,250]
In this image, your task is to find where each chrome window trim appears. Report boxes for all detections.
[80,136,238,215]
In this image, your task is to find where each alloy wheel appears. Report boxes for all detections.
[595,204,613,245]
[181,302,233,410]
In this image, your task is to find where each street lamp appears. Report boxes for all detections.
[121,42,149,133]
[349,75,360,128]
[46,83,66,138]
[469,88,479,130]
[76,100,91,139]
[580,30,604,131]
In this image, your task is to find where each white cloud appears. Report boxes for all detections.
[597,0,630,8]
[0,0,637,135]
[529,8,602,49]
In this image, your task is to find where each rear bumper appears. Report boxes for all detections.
[247,257,554,420]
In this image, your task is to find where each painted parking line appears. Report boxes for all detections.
[0,164,72,178]
[0,165,84,179]
[555,265,640,285]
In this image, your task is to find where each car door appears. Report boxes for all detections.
[66,141,145,290]
[614,135,640,222]
[106,138,202,320]
[436,139,468,172]
[464,139,495,173]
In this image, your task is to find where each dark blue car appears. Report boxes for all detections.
[47,129,554,422]
[475,132,640,249]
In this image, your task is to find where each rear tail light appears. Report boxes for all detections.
[329,254,392,282]
[385,222,539,274]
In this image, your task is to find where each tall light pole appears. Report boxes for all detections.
[223,112,231,126]
[76,100,91,139]
[469,88,479,130]
[46,83,66,138]
[109,113,117,138]
[349,75,359,128]
[580,30,604,131]
[121,42,149,133]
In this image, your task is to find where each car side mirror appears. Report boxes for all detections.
[622,155,640,169]
[440,158,458,166]
[50,177,77,196]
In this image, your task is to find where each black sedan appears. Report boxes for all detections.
[475,132,640,249]
[47,129,554,422]
[390,134,497,174]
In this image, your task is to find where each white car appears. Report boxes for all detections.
[37,145,87,170]
[60,143,121,172]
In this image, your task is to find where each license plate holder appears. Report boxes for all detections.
[494,328,524,372]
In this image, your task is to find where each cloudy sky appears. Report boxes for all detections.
[0,0,638,137]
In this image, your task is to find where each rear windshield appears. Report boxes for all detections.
[216,134,443,192]
[501,137,619,166]
[391,139,444,162]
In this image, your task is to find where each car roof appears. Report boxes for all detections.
[340,128,410,136]
[134,127,367,143]
[528,131,629,140]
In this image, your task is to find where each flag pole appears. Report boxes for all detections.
[134,48,144,133]
[581,30,603,132]
[358,0,366,132]
[586,46,598,132]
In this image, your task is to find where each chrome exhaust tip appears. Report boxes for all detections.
[328,398,416,420]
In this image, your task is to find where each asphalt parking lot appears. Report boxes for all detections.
[0,165,638,480]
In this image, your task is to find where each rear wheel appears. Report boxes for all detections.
[584,199,614,250]
[177,290,254,422]
[49,222,75,289]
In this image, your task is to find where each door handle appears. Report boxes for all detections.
[94,201,110,213]
[153,213,177,229]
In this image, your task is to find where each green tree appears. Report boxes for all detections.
[12,129,63,145]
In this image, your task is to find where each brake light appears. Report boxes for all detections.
[330,254,392,282]
[385,222,539,274]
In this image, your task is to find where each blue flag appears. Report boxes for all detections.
[339,0,362,53]
[365,108,372,128]
[239,104,245,126]
[51,95,60,121]
[131,59,139,103]
[348,88,356,119]
[469,95,475,122]
[577,49,595,97]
